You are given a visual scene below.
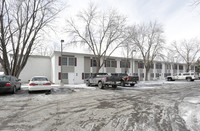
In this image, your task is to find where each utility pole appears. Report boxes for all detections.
[60,39,64,87]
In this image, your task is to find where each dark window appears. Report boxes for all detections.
[69,58,75,66]
[0,76,10,81]
[150,64,154,69]
[93,59,97,67]
[156,63,162,69]
[62,57,67,65]
[156,73,160,77]
[106,60,110,67]
[32,77,48,81]
[62,73,68,79]
[111,61,116,67]
[183,73,189,75]
[164,73,171,77]
[166,64,171,70]
[151,73,154,78]
[138,62,144,69]
[174,64,177,70]
[140,73,144,78]
[179,65,183,70]
[58,72,68,80]
[121,61,130,68]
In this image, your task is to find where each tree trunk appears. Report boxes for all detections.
[145,68,150,81]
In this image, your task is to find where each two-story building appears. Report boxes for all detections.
[18,51,195,84]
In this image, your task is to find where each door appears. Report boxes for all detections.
[68,73,75,84]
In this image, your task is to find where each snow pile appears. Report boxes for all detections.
[179,96,200,130]
[51,84,96,90]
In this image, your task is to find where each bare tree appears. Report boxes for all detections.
[129,21,165,81]
[172,39,200,72]
[66,4,128,73]
[0,0,62,77]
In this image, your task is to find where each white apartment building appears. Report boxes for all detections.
[19,51,195,84]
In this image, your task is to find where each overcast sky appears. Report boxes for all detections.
[50,0,200,54]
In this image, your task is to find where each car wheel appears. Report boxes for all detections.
[121,81,125,87]
[86,81,91,86]
[98,82,104,89]
[130,84,135,87]
[112,85,117,88]
[12,86,16,94]
[187,77,192,82]
[168,78,172,81]
[28,90,32,94]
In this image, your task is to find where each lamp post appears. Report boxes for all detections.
[60,40,64,87]
[131,49,136,75]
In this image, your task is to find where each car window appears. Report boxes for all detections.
[0,76,10,81]
[32,77,48,81]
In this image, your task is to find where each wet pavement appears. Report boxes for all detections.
[0,81,200,130]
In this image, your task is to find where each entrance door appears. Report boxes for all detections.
[68,73,75,84]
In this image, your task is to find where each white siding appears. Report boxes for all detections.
[19,56,51,82]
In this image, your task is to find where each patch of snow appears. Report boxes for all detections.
[183,96,200,104]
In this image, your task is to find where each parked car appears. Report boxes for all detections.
[28,76,51,93]
[111,73,139,87]
[85,73,120,89]
[167,72,199,81]
[0,75,21,94]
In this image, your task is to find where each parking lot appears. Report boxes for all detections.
[0,80,200,130]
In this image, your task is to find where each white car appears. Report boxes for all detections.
[167,72,199,81]
[28,76,52,93]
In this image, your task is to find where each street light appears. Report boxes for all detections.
[131,49,136,75]
[60,39,64,87]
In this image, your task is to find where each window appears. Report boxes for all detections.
[58,73,68,80]
[191,66,194,70]
[166,64,171,70]
[111,61,116,67]
[164,73,171,77]
[69,58,75,66]
[105,60,116,67]
[156,63,162,69]
[150,64,154,69]
[151,73,154,78]
[82,73,91,79]
[59,56,76,66]
[62,73,68,79]
[62,58,67,65]
[120,61,130,68]
[106,60,110,67]
[138,62,144,69]
[183,73,189,76]
[174,64,177,70]
[179,65,183,70]
[92,59,97,67]
[156,73,160,77]
[140,73,144,78]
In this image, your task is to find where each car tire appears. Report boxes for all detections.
[98,82,104,89]
[86,81,91,86]
[12,86,16,94]
[112,85,117,88]
[187,77,192,82]
[121,81,125,87]
[28,90,32,94]
[130,84,135,87]
[168,78,172,81]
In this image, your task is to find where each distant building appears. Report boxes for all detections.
[17,51,195,84]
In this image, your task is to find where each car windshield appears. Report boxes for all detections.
[0,76,10,81]
[32,77,48,81]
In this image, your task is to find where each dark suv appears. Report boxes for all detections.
[0,75,21,94]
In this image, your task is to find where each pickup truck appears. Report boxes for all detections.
[111,73,139,87]
[166,72,199,81]
[85,73,120,89]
